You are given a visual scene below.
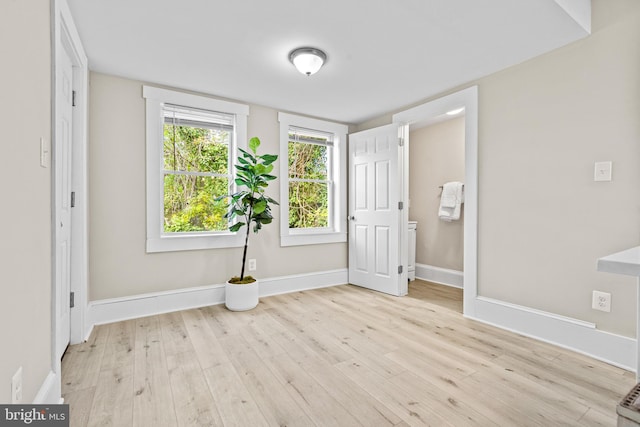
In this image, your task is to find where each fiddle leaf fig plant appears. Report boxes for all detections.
[219,137,278,283]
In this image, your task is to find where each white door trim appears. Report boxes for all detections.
[392,86,479,317]
[53,0,88,373]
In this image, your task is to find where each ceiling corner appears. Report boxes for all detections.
[554,0,592,34]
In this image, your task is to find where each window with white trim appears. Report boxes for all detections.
[144,86,249,252]
[278,112,348,246]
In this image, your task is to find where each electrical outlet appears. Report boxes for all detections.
[11,367,22,404]
[248,259,257,271]
[592,291,611,312]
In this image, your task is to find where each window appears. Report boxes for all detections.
[288,126,333,229]
[144,86,249,252]
[278,112,348,246]
[162,105,232,233]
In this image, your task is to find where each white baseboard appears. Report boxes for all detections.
[415,263,463,288]
[259,269,349,297]
[87,269,348,327]
[83,267,635,373]
[469,296,635,372]
[88,284,226,327]
[33,370,62,404]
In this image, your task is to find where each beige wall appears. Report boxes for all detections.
[0,0,53,403]
[88,72,347,300]
[357,0,640,338]
[477,0,640,337]
[409,117,465,271]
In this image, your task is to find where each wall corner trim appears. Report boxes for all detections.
[87,268,348,328]
[468,296,635,372]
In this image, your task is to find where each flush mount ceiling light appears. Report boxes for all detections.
[446,107,465,116]
[289,47,327,76]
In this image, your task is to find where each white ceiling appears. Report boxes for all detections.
[66,0,590,124]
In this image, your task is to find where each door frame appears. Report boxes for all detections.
[52,0,89,372]
[392,86,478,317]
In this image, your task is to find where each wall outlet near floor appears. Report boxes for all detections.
[248,258,257,271]
[592,291,611,312]
[11,366,23,404]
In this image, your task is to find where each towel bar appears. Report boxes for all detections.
[438,184,464,195]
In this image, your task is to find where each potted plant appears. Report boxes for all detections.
[219,136,278,311]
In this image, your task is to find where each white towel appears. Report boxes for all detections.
[439,182,464,222]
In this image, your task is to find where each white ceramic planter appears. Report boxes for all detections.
[225,279,259,311]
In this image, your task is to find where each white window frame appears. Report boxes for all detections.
[278,112,348,246]
[143,86,249,252]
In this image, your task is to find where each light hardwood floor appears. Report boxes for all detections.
[62,280,634,426]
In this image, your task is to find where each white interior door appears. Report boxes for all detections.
[348,124,403,296]
[55,48,73,360]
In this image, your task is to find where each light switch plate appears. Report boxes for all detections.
[40,137,49,168]
[594,161,612,182]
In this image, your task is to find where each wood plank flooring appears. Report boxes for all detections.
[62,280,634,426]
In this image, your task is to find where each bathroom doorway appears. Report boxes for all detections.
[392,86,478,317]
[408,113,465,305]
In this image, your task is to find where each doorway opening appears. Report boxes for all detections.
[393,86,478,317]
[407,112,465,305]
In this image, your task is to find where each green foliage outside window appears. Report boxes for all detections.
[163,122,332,233]
[288,140,330,228]
[163,124,230,232]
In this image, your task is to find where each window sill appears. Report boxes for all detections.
[147,233,244,253]
[280,232,347,247]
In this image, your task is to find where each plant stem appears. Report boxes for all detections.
[240,207,252,280]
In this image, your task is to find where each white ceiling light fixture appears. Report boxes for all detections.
[289,47,327,76]
[446,107,465,116]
